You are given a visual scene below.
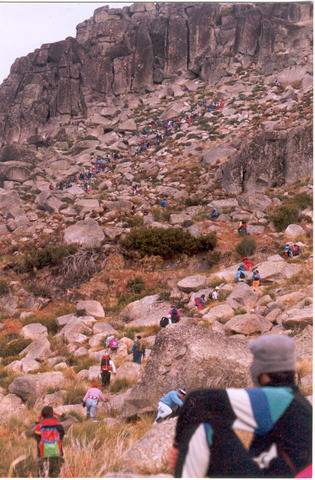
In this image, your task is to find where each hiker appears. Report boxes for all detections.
[242,256,255,271]
[194,295,205,310]
[211,286,219,301]
[169,334,312,478]
[100,352,117,388]
[49,183,54,191]
[154,389,186,425]
[106,335,119,352]
[283,243,293,258]
[132,335,146,364]
[83,381,107,420]
[238,220,247,235]
[32,406,65,478]
[211,207,218,220]
[235,265,246,283]
[251,269,261,293]
[161,199,167,207]
[168,305,180,323]
[292,244,301,256]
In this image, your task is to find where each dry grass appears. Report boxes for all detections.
[297,358,313,379]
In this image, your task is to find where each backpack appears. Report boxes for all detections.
[109,338,119,351]
[134,339,143,353]
[37,419,62,459]
[171,308,179,323]
[252,272,260,281]
[160,317,169,328]
[101,355,111,371]
[240,271,246,279]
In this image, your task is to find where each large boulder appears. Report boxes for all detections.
[119,295,170,327]
[177,275,207,293]
[226,283,257,311]
[56,317,92,343]
[282,307,313,330]
[224,314,273,335]
[123,322,251,418]
[116,362,142,382]
[201,145,236,168]
[8,372,65,401]
[284,224,305,239]
[119,418,176,475]
[64,219,105,248]
[255,255,302,281]
[202,304,234,324]
[0,394,26,423]
[76,300,105,318]
[20,323,48,340]
[20,337,51,361]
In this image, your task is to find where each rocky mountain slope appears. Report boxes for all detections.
[0,2,313,477]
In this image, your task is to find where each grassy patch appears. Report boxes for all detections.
[235,237,257,257]
[110,377,137,393]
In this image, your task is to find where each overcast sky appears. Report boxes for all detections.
[0,2,130,84]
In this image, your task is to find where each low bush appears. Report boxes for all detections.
[0,280,9,296]
[24,245,77,270]
[126,276,145,294]
[63,385,87,405]
[110,377,136,393]
[120,227,216,259]
[235,237,257,257]
[269,205,299,231]
[0,336,32,358]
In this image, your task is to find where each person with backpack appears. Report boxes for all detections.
[194,295,206,310]
[292,244,301,256]
[235,265,246,282]
[168,305,180,323]
[106,335,119,352]
[169,334,312,478]
[283,244,293,257]
[83,381,107,420]
[154,389,187,425]
[242,257,255,271]
[211,286,219,301]
[132,335,146,364]
[32,406,65,478]
[238,220,247,236]
[211,207,218,220]
[252,269,261,293]
[100,352,117,388]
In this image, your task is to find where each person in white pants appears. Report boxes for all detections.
[154,389,186,425]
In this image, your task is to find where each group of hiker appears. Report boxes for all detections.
[194,286,219,310]
[283,243,301,258]
[235,256,261,293]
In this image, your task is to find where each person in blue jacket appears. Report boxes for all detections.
[154,389,186,425]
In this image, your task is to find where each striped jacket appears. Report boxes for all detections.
[174,386,312,477]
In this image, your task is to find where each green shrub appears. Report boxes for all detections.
[126,276,145,294]
[0,336,32,358]
[24,245,77,270]
[235,237,257,257]
[69,355,96,373]
[269,205,299,231]
[0,280,9,296]
[120,227,216,259]
[288,192,313,210]
[185,196,202,207]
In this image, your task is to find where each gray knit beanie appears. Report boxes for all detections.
[248,334,296,387]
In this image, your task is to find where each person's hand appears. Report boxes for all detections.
[168,445,179,473]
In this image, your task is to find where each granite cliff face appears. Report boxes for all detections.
[0,2,312,144]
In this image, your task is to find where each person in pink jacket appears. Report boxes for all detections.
[83,381,107,420]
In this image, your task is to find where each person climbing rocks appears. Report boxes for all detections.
[292,244,301,256]
[242,257,255,271]
[283,244,293,258]
[211,207,218,220]
[100,352,117,388]
[168,305,181,323]
[238,220,248,235]
[169,334,312,478]
[235,264,246,283]
[161,199,167,207]
[83,381,108,421]
[154,389,186,425]
[32,406,65,478]
[132,335,146,364]
[211,286,219,301]
[49,183,55,191]
[251,269,261,293]
[195,294,206,310]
